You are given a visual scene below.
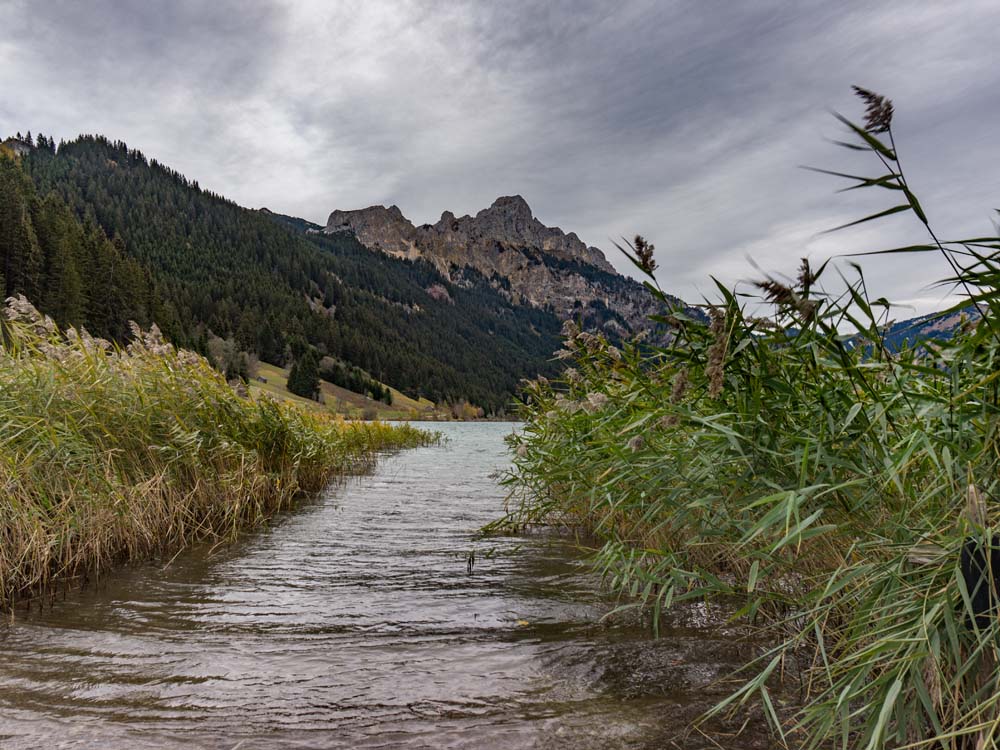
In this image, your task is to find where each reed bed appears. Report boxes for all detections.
[501,89,1000,748]
[0,297,433,607]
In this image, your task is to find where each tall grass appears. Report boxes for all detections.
[502,89,1000,748]
[0,296,433,606]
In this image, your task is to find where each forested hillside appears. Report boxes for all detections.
[17,135,563,411]
[0,145,157,340]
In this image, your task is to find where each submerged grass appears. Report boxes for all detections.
[501,89,1000,748]
[0,297,434,607]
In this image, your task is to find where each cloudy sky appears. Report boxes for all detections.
[3,0,998,315]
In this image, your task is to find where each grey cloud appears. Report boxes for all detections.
[2,0,997,315]
[9,0,279,99]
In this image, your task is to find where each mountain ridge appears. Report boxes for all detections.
[324,195,694,337]
[14,134,570,411]
[880,306,980,351]
[327,195,616,272]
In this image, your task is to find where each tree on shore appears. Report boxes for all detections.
[287,349,320,400]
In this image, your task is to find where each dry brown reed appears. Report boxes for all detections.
[0,296,432,607]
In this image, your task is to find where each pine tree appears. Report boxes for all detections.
[287,349,320,400]
[0,164,43,300]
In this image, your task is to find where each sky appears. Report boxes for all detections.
[3,0,998,316]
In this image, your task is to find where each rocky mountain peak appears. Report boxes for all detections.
[327,204,409,232]
[480,194,533,223]
[321,195,678,337]
[490,194,531,212]
[325,204,419,258]
[462,194,542,244]
[326,196,615,273]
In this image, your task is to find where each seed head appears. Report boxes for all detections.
[755,278,795,306]
[796,258,817,295]
[852,85,894,134]
[5,294,56,336]
[178,349,204,367]
[659,414,679,429]
[755,274,818,321]
[747,315,778,331]
[587,392,608,408]
[706,308,728,399]
[709,306,726,337]
[670,368,689,404]
[633,235,658,274]
[582,392,609,413]
[554,396,580,414]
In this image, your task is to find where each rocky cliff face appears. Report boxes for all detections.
[324,195,689,337]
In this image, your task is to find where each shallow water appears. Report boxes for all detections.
[0,422,767,749]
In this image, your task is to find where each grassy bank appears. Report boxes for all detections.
[502,90,1000,748]
[250,361,441,420]
[0,296,434,607]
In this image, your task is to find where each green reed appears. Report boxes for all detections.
[0,298,433,607]
[501,88,1000,749]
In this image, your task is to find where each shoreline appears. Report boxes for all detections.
[0,299,435,610]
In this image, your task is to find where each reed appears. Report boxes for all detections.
[502,89,1000,748]
[0,297,433,607]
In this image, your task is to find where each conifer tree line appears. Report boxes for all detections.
[1,145,156,340]
[317,355,393,404]
[3,134,562,412]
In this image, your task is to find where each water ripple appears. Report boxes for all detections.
[0,423,766,749]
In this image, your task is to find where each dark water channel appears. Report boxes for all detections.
[0,422,766,749]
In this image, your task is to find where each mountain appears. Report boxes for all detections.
[324,196,695,337]
[14,135,569,412]
[7,134,702,413]
[260,208,323,234]
[881,306,980,351]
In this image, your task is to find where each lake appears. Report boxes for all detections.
[0,422,764,749]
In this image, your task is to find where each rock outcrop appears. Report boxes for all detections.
[1,137,32,157]
[324,195,690,337]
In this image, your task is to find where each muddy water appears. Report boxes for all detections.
[0,422,765,749]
